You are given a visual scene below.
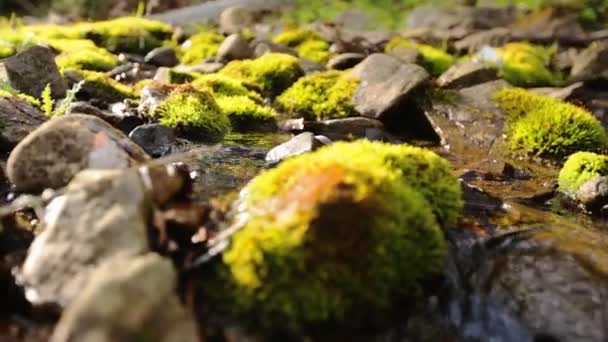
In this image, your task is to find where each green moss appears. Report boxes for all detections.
[48,39,118,71]
[496,42,564,87]
[273,28,332,64]
[71,69,136,103]
[83,17,173,54]
[276,70,359,120]
[0,88,41,108]
[192,73,262,103]
[154,85,230,142]
[215,95,276,132]
[220,53,304,97]
[210,140,457,331]
[273,27,322,47]
[495,88,607,158]
[0,44,15,58]
[385,37,455,76]
[295,39,332,64]
[558,152,608,196]
[180,30,224,65]
[164,68,201,84]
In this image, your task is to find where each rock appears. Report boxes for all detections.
[326,52,366,70]
[529,82,585,102]
[51,253,198,342]
[6,114,148,193]
[252,39,298,58]
[176,61,225,74]
[3,45,67,98]
[437,59,498,89]
[107,62,156,84]
[575,176,608,210]
[570,41,608,82]
[298,57,326,74]
[305,117,386,141]
[334,9,372,30]
[217,33,254,61]
[265,132,327,164]
[510,7,587,44]
[453,27,511,54]
[350,53,429,120]
[219,6,254,34]
[0,96,47,153]
[129,124,176,157]
[386,46,420,64]
[16,168,152,306]
[144,46,179,67]
[407,6,475,31]
[65,102,142,133]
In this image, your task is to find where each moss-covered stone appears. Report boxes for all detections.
[209,140,458,331]
[496,42,564,87]
[220,53,304,97]
[70,69,136,103]
[273,27,322,47]
[192,73,262,103]
[48,38,118,71]
[385,37,455,76]
[215,95,276,132]
[83,17,173,54]
[180,30,224,65]
[0,88,41,108]
[558,151,608,197]
[495,88,607,158]
[273,27,332,64]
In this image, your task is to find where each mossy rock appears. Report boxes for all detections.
[495,88,607,158]
[153,85,230,142]
[558,151,608,196]
[192,73,262,103]
[385,37,455,76]
[273,27,332,64]
[48,39,118,71]
[276,69,359,120]
[215,95,276,132]
[83,17,173,54]
[220,53,304,97]
[68,69,136,103]
[496,42,565,87]
[180,30,224,65]
[208,140,457,332]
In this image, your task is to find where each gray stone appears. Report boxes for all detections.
[129,124,176,157]
[350,53,429,120]
[298,57,326,74]
[66,102,143,133]
[144,46,179,67]
[0,96,47,153]
[453,27,511,54]
[51,253,198,342]
[217,34,254,61]
[305,117,385,141]
[16,168,152,306]
[176,61,225,74]
[334,9,372,30]
[571,41,608,82]
[386,46,420,64]
[265,132,327,164]
[252,40,298,58]
[219,6,255,34]
[437,59,498,89]
[326,52,366,70]
[575,176,608,209]
[6,114,148,193]
[4,45,67,99]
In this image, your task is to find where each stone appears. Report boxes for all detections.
[575,176,608,210]
[570,41,608,82]
[219,6,254,34]
[144,46,179,67]
[298,57,326,74]
[50,253,198,342]
[303,117,386,141]
[66,102,142,133]
[386,46,420,64]
[16,168,152,306]
[252,40,298,58]
[326,52,366,70]
[350,53,429,120]
[453,27,511,54]
[4,45,67,98]
[129,123,176,157]
[6,114,148,193]
[0,96,47,153]
[334,9,372,30]
[217,33,254,61]
[265,132,327,164]
[176,61,225,74]
[437,59,498,89]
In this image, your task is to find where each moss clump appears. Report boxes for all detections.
[496,42,564,87]
[48,39,118,71]
[295,39,332,64]
[180,30,224,65]
[0,89,41,108]
[83,17,173,54]
[558,151,608,196]
[273,28,332,64]
[153,85,230,142]
[70,69,136,103]
[276,70,359,120]
[385,37,455,76]
[215,95,276,132]
[495,88,607,158]
[210,140,457,331]
[192,73,262,103]
[220,53,304,97]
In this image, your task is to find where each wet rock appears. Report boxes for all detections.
[437,59,498,89]
[460,180,503,215]
[129,124,176,157]
[327,52,366,70]
[298,57,326,74]
[252,39,298,58]
[6,114,148,193]
[176,61,225,74]
[265,132,327,164]
[575,176,608,210]
[16,168,152,306]
[51,253,198,342]
[306,117,386,141]
[219,6,255,34]
[0,96,47,153]
[65,102,142,133]
[3,45,67,98]
[453,27,511,54]
[570,41,608,82]
[144,46,179,67]
[106,62,156,84]
[350,53,429,120]
[217,33,254,61]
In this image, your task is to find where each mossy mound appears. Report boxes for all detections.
[496,42,564,87]
[385,37,455,76]
[215,95,276,132]
[558,151,608,196]
[69,69,136,103]
[495,88,607,158]
[48,38,118,71]
[192,73,262,103]
[180,30,224,65]
[83,17,173,54]
[273,28,332,64]
[153,85,230,142]
[276,70,359,120]
[220,53,304,97]
[209,140,458,332]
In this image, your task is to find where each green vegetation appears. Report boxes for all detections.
[558,152,608,196]
[496,42,564,87]
[179,30,224,65]
[273,27,332,64]
[48,38,118,71]
[215,95,277,132]
[209,140,459,331]
[70,69,136,103]
[495,88,607,158]
[276,70,359,120]
[385,37,456,76]
[192,73,262,102]
[83,17,173,54]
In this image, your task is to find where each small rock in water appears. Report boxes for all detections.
[326,52,366,70]
[3,45,67,98]
[575,176,608,210]
[0,96,47,153]
[265,132,328,164]
[217,33,254,62]
[129,123,176,157]
[6,114,148,193]
[144,46,179,67]
[50,253,198,342]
